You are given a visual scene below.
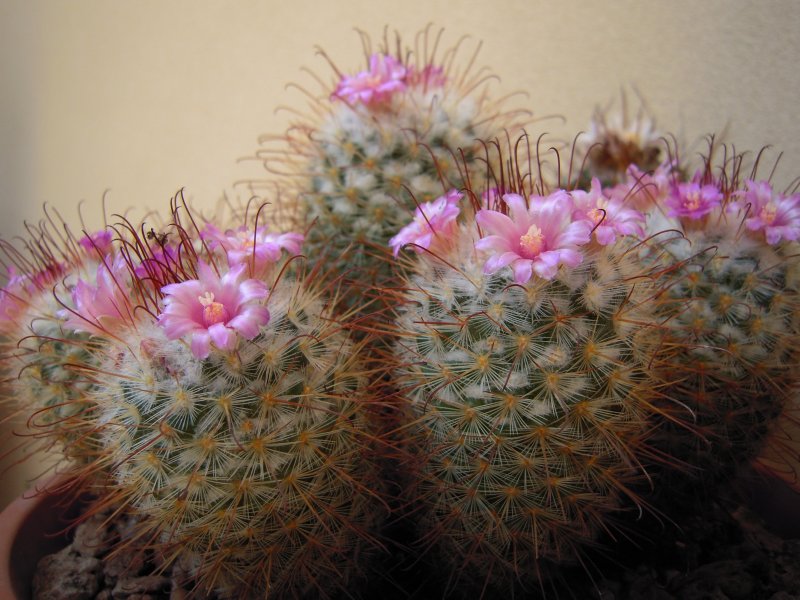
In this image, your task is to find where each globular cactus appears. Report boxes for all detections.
[4,199,387,598]
[0,224,117,462]
[630,148,800,491]
[386,144,667,594]
[256,27,523,309]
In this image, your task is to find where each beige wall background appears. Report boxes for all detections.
[0,0,798,506]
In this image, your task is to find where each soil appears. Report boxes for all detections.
[30,480,800,600]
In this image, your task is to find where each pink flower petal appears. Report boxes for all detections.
[191,331,212,359]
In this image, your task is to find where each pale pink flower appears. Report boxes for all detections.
[332,54,407,105]
[389,189,462,257]
[623,161,675,210]
[158,261,269,359]
[0,263,66,333]
[78,230,114,255]
[572,177,646,245]
[64,255,131,336]
[475,191,594,283]
[202,224,304,272]
[732,180,800,244]
[406,64,446,88]
[664,182,722,220]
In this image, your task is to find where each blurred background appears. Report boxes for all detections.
[1,0,798,508]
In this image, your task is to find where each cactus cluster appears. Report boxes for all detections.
[2,25,800,600]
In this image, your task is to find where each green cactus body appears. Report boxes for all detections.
[93,276,384,597]
[1,259,104,461]
[652,218,800,483]
[262,31,522,312]
[393,228,662,591]
[300,97,484,324]
[304,85,478,271]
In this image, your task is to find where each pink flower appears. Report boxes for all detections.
[78,230,114,256]
[406,64,446,88]
[332,54,407,105]
[0,268,31,332]
[202,224,304,272]
[623,161,675,210]
[732,180,800,244]
[133,244,179,279]
[158,261,269,359]
[475,191,594,283]
[572,177,646,245]
[389,189,462,257]
[664,182,722,219]
[0,263,66,333]
[64,255,131,336]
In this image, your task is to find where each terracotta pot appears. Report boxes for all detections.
[0,479,81,600]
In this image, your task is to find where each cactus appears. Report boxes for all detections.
[0,225,116,462]
[255,27,523,311]
[3,199,387,598]
[630,148,800,492]
[386,143,667,594]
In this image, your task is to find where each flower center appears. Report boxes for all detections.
[519,224,545,258]
[198,291,229,326]
[759,202,778,225]
[235,231,256,250]
[683,190,702,212]
[588,200,608,225]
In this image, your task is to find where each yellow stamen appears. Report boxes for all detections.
[198,291,229,326]
[519,224,545,258]
[759,202,778,225]
[684,191,702,211]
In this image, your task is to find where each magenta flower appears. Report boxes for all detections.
[332,54,407,105]
[78,230,114,256]
[64,255,131,336]
[475,191,594,283]
[389,189,462,257]
[664,182,722,219]
[572,177,646,245]
[133,244,179,279]
[158,261,269,359]
[733,180,800,244]
[202,224,304,272]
